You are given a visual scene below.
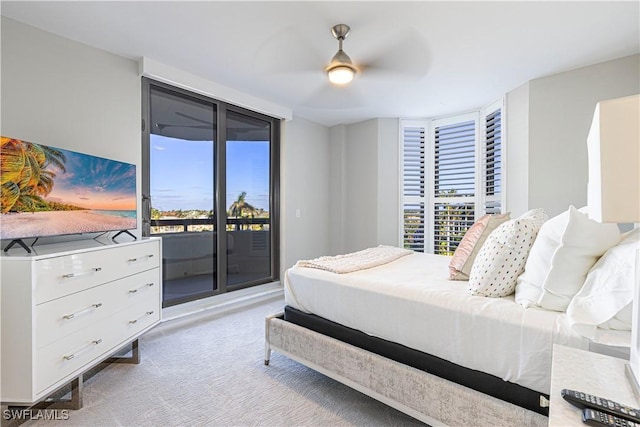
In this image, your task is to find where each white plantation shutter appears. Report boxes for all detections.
[483,105,503,214]
[432,115,478,255]
[400,99,504,254]
[403,202,425,251]
[401,122,427,252]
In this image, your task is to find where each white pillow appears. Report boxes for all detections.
[468,209,547,297]
[566,228,639,344]
[514,206,621,311]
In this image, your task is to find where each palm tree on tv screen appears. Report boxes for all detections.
[0,137,66,213]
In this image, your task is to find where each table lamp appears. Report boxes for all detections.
[586,94,640,399]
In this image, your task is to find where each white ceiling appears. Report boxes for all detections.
[2,1,639,127]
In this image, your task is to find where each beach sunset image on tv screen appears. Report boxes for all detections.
[1,136,137,240]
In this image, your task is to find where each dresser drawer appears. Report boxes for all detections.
[35,268,160,349]
[35,296,160,394]
[34,240,160,304]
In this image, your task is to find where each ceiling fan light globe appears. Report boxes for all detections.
[328,65,355,85]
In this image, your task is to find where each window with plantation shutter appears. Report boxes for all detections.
[403,202,425,251]
[400,100,504,254]
[432,115,478,255]
[484,106,502,215]
[401,122,427,252]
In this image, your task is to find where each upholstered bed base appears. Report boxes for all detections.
[265,312,547,426]
[284,305,547,414]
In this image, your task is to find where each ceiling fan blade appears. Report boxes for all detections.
[253,26,327,75]
[357,27,431,80]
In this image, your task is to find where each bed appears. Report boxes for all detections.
[264,239,633,426]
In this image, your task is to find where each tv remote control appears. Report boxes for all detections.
[561,389,640,423]
[583,408,639,427]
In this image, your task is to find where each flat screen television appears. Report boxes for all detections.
[1,136,137,245]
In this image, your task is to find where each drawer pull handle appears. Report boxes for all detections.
[62,267,102,279]
[62,303,103,320]
[128,283,155,294]
[129,311,154,324]
[63,339,103,361]
[127,254,154,263]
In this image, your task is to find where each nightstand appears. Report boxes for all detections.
[549,344,639,426]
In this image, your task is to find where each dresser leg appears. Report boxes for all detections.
[40,375,83,410]
[1,376,83,427]
[65,376,83,410]
[106,339,140,364]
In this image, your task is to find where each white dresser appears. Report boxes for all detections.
[0,237,162,405]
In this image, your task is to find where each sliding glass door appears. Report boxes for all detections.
[142,79,279,307]
[145,84,217,306]
[226,111,272,287]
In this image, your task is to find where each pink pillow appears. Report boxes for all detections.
[448,213,510,280]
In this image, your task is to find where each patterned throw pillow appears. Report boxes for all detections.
[468,209,547,297]
[449,213,510,280]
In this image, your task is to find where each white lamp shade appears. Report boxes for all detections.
[587,94,640,223]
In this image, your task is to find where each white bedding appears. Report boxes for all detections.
[284,252,591,395]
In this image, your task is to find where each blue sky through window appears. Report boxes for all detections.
[150,134,269,212]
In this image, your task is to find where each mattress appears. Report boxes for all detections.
[284,252,591,395]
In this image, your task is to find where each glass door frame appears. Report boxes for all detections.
[141,77,280,306]
[224,104,280,293]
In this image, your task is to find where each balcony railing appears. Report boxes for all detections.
[150,217,269,233]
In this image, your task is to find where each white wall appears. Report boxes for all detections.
[1,17,142,237]
[329,125,347,255]
[376,118,400,246]
[327,118,400,254]
[343,120,379,253]
[505,82,530,216]
[280,116,332,272]
[507,54,640,217]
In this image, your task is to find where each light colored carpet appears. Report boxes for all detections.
[27,297,425,426]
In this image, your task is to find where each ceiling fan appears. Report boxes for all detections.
[326,24,357,85]
[253,23,431,108]
[323,23,432,88]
